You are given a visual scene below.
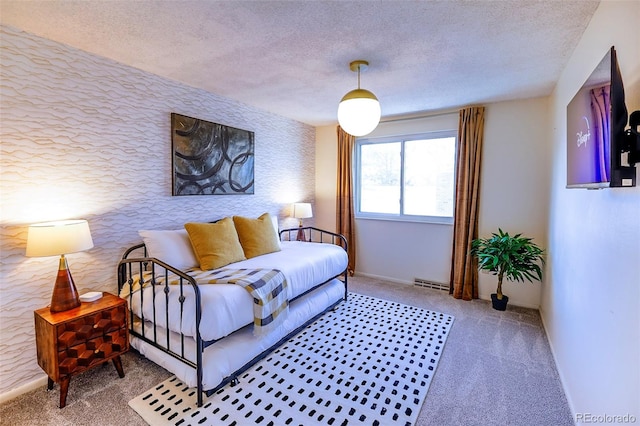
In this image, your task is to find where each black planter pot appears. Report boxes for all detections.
[491,293,509,311]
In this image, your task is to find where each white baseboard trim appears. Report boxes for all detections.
[539,307,577,425]
[477,291,541,310]
[0,375,48,405]
[354,271,541,309]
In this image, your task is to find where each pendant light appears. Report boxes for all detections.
[337,60,381,137]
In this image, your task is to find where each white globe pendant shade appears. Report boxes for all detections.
[337,60,381,137]
[338,88,381,137]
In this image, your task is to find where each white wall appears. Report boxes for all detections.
[544,1,640,421]
[478,98,551,307]
[315,125,338,233]
[0,25,314,398]
[354,219,454,285]
[316,99,551,309]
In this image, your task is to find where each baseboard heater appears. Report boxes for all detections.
[413,278,449,292]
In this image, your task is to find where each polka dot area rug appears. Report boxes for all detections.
[128,292,454,426]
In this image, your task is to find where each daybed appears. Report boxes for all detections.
[117,214,348,407]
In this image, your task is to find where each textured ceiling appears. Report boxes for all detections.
[1,0,600,126]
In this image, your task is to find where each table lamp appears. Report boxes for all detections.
[26,220,94,312]
[292,203,312,242]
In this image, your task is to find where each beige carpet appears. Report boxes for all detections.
[0,275,573,425]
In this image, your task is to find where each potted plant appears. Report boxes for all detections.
[471,229,545,311]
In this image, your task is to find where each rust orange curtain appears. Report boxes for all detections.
[336,126,356,276]
[450,106,485,300]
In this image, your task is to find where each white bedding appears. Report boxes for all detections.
[130,278,345,390]
[124,241,347,342]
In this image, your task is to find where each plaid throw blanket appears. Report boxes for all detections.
[121,268,289,336]
[198,268,289,336]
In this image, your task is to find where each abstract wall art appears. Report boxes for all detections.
[171,113,255,195]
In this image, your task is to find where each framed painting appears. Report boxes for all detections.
[171,113,254,195]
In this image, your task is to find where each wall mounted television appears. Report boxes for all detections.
[566,46,637,189]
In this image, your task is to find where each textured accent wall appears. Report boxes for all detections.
[0,25,315,396]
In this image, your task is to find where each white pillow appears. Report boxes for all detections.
[271,214,282,248]
[138,229,199,270]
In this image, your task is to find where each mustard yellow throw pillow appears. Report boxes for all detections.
[233,213,281,259]
[184,217,246,270]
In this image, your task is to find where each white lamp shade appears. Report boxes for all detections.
[26,220,94,257]
[292,203,313,219]
[338,89,381,137]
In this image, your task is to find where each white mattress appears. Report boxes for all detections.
[130,278,345,390]
[125,241,347,341]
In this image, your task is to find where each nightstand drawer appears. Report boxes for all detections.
[58,328,128,375]
[56,304,126,350]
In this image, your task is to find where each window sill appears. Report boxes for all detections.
[355,215,454,225]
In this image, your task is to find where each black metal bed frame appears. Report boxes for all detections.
[117,227,347,407]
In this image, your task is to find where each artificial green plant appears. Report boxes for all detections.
[471,229,545,300]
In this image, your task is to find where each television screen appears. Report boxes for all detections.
[566,47,633,188]
[567,49,613,188]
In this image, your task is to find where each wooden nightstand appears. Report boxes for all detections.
[34,292,129,408]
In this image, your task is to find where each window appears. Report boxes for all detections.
[355,131,457,223]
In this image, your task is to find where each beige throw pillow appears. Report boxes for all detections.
[184,217,246,270]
